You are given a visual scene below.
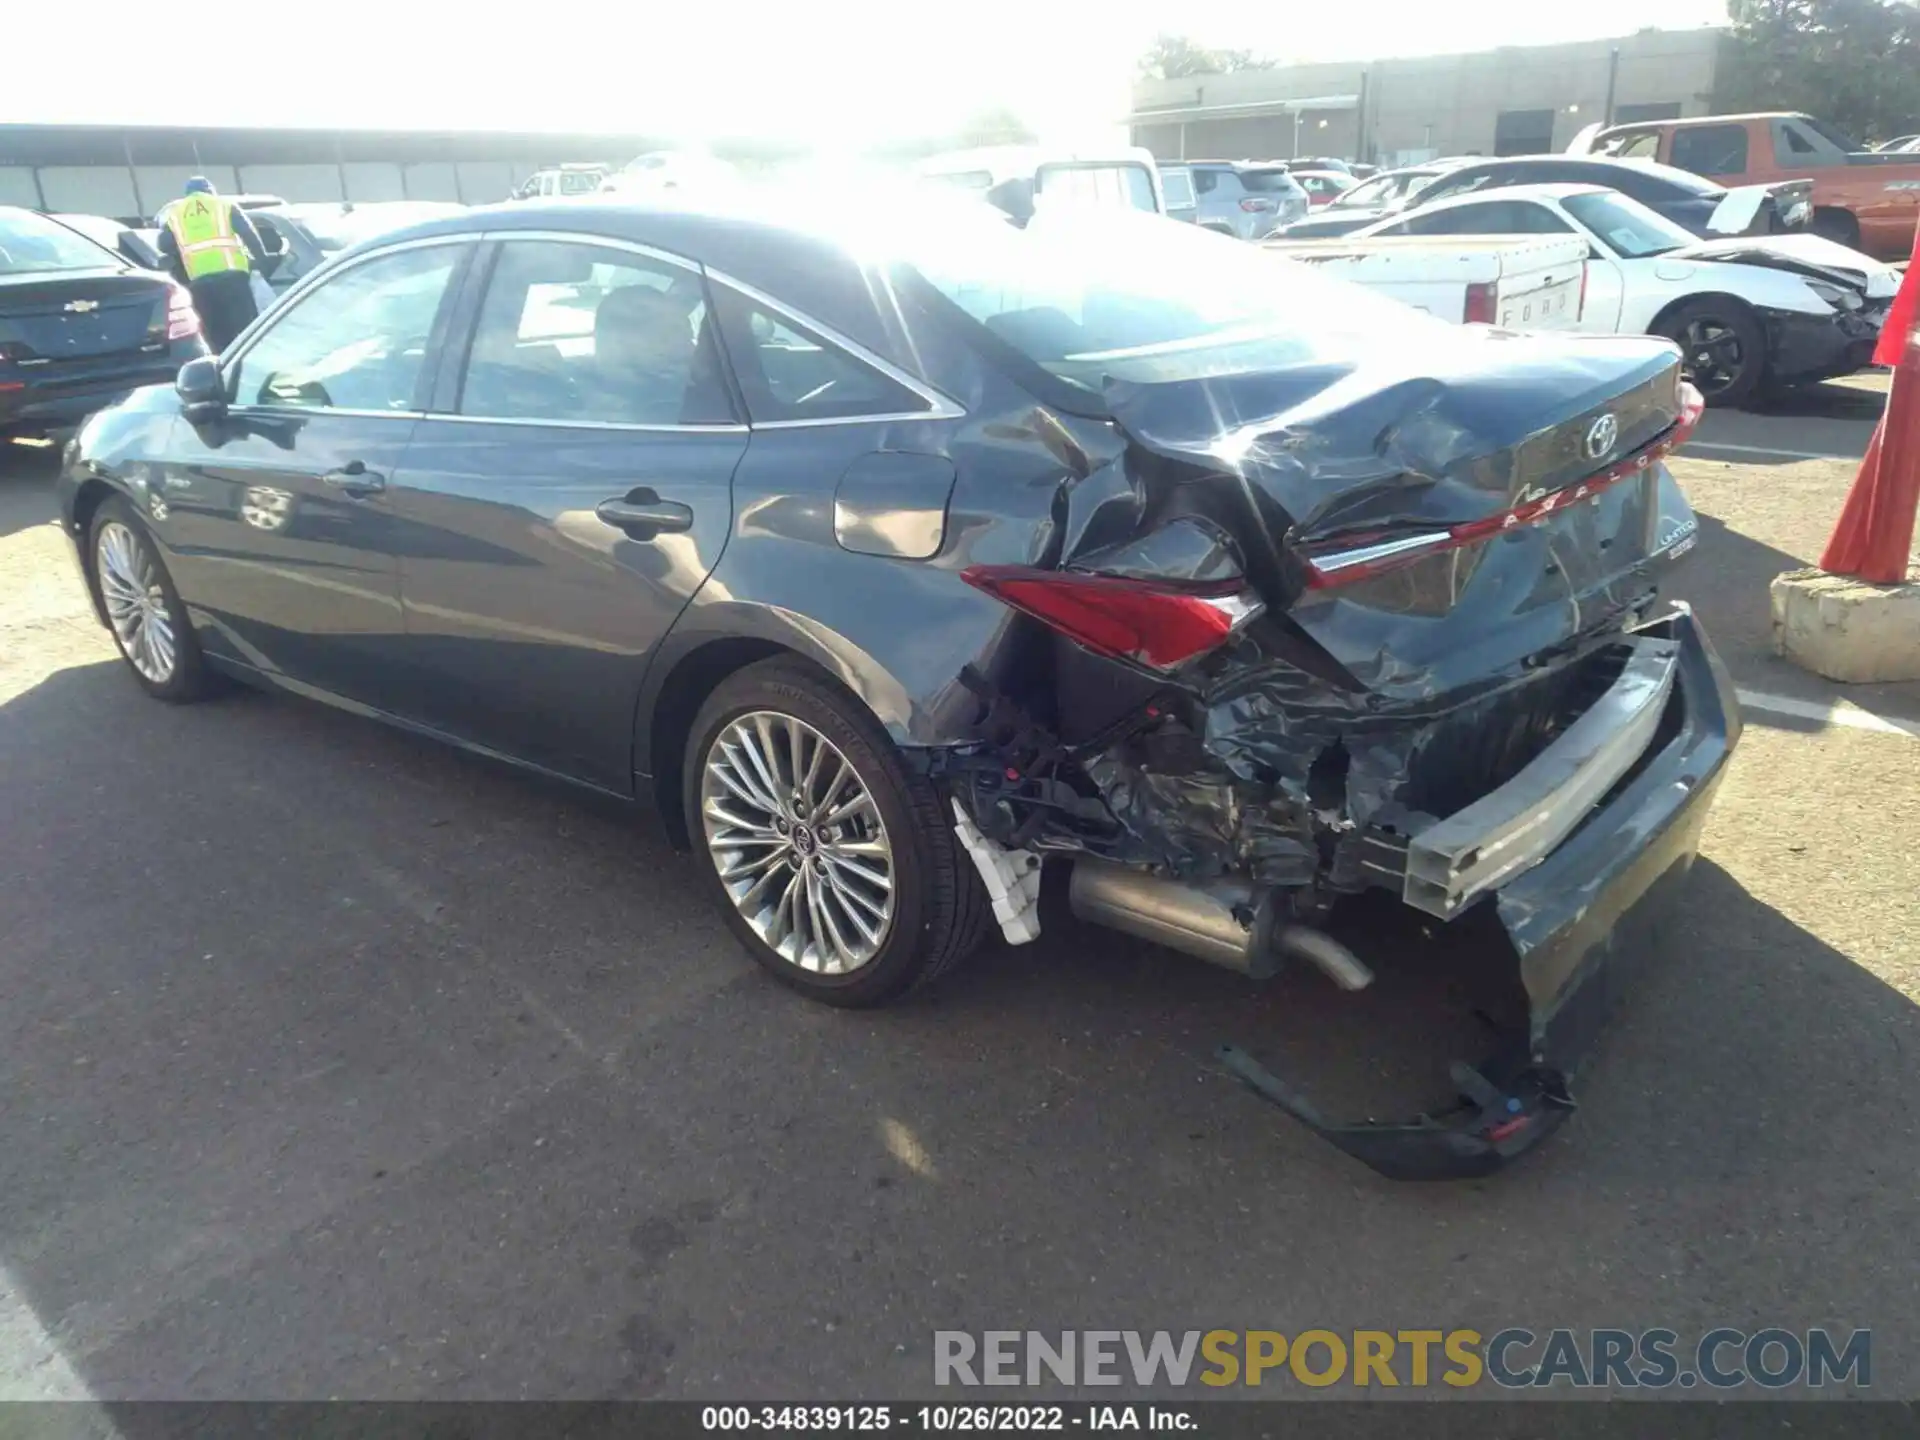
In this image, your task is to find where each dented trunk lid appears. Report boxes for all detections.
[1097,328,1696,700]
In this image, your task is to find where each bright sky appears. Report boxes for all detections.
[7,0,1728,144]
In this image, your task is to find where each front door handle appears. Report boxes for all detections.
[596,492,693,538]
[321,460,386,497]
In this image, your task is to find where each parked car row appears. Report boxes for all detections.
[1270,181,1898,405]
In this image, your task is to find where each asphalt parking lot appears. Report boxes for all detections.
[2,378,1917,1404]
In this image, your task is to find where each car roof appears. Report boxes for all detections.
[327,194,986,369]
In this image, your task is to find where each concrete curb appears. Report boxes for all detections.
[1770,565,1920,683]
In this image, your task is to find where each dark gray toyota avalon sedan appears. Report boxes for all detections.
[57,194,1739,1179]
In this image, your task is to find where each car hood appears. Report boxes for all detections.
[1662,233,1900,298]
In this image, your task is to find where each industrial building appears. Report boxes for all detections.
[1129,27,1727,166]
[0,124,672,220]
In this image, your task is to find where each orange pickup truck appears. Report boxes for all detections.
[1575,112,1920,261]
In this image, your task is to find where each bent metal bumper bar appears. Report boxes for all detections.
[1220,606,1740,1181]
[1402,636,1680,919]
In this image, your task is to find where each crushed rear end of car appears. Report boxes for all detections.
[938,322,1739,1180]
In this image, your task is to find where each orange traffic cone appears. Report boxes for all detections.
[1819,224,1920,584]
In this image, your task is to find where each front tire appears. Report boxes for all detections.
[684,658,991,1007]
[1653,298,1766,409]
[90,497,213,702]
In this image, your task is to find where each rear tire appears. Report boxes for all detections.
[1653,298,1767,409]
[1809,208,1860,250]
[89,497,214,702]
[684,658,991,1007]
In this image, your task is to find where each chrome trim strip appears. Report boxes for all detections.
[227,406,426,422]
[1308,531,1453,573]
[413,412,748,436]
[703,266,966,422]
[1401,636,1680,919]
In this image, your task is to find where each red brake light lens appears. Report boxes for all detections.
[166,284,201,341]
[1463,281,1497,326]
[1300,401,1702,590]
[960,566,1261,669]
[1239,197,1276,212]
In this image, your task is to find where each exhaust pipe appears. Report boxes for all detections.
[1068,858,1373,990]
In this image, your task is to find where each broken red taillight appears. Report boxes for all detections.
[960,566,1262,669]
[1301,384,1707,591]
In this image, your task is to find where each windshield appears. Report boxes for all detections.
[897,206,1437,395]
[0,209,118,274]
[1562,191,1696,258]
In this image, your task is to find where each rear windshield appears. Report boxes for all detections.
[1237,169,1299,194]
[0,209,117,274]
[898,205,1435,396]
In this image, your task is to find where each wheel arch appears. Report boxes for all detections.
[1809,206,1861,247]
[637,606,921,850]
[1647,290,1772,389]
[69,477,124,627]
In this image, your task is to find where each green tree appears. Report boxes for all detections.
[1138,33,1273,80]
[1718,0,1920,143]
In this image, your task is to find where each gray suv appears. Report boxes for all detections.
[1160,162,1309,239]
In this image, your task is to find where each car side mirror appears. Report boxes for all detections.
[176,356,228,424]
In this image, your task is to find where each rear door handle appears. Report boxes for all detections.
[321,460,385,497]
[596,494,693,538]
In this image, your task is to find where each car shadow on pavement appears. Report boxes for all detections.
[1754,377,1890,423]
[4,656,1918,1401]
[0,443,63,541]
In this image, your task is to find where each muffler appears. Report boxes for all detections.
[1068,858,1373,990]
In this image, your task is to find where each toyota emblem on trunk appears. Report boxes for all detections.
[1584,413,1619,460]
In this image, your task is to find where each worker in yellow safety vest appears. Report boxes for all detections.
[156,177,270,351]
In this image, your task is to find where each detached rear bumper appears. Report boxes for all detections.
[1224,606,1740,1180]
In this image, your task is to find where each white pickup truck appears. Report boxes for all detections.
[1262,233,1587,330]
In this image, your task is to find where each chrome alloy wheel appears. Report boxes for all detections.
[700,711,897,974]
[97,521,176,684]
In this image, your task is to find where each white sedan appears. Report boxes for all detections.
[1352,182,1900,405]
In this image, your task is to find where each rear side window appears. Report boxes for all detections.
[457,239,736,427]
[1671,125,1749,176]
[1191,168,1222,195]
[710,284,931,425]
[1775,121,1821,160]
